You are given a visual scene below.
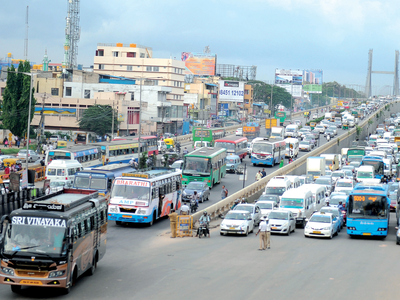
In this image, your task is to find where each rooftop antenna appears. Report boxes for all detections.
[24,6,28,60]
[62,0,80,72]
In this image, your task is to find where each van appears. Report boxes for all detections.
[158,140,167,153]
[279,188,314,228]
[225,154,241,173]
[284,175,301,189]
[284,125,299,138]
[356,165,377,183]
[299,184,327,212]
[320,154,340,171]
[45,160,83,185]
[194,141,210,150]
[284,138,299,158]
[341,148,348,163]
[265,176,292,199]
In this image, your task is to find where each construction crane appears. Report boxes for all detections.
[62,0,80,72]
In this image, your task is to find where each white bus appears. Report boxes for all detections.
[107,168,182,226]
[45,146,101,168]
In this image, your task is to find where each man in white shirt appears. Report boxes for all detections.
[256,216,271,250]
[180,203,190,215]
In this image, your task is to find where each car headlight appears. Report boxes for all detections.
[1,267,14,276]
[108,206,118,213]
[49,270,66,278]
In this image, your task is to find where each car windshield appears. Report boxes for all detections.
[336,182,352,187]
[265,187,285,196]
[330,196,346,205]
[315,178,330,185]
[183,157,210,175]
[310,215,331,223]
[234,205,253,213]
[186,182,204,190]
[225,212,249,220]
[299,141,309,145]
[268,212,288,220]
[259,195,278,201]
[280,198,303,208]
[357,171,373,178]
[320,209,339,217]
[286,128,294,132]
[257,202,273,209]
[252,143,273,154]
[171,161,182,168]
[332,173,343,178]
[226,158,238,164]
[4,218,67,256]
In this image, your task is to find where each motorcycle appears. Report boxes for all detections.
[326,134,331,142]
[198,221,209,238]
[190,199,198,213]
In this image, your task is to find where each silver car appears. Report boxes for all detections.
[17,149,40,162]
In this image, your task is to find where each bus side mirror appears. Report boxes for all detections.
[68,244,73,250]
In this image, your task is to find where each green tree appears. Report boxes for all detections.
[248,80,292,109]
[2,61,36,137]
[78,104,118,136]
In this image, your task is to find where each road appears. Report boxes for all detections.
[4,113,384,299]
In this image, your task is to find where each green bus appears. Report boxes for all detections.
[182,147,227,188]
[347,148,366,163]
[192,127,225,147]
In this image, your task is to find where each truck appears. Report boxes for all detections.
[324,112,333,121]
[265,118,278,136]
[0,189,108,293]
[270,126,285,140]
[243,122,260,139]
[306,157,326,179]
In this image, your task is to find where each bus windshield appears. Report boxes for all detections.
[4,220,67,256]
[348,195,387,219]
[265,187,286,196]
[47,150,72,161]
[357,171,373,179]
[183,157,210,175]
[111,184,150,201]
[361,160,384,174]
[252,143,273,154]
[214,142,235,150]
[280,198,303,208]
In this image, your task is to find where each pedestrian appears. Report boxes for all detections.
[4,138,8,148]
[168,209,178,238]
[180,203,190,215]
[279,158,284,168]
[256,216,269,250]
[221,185,228,200]
[261,169,266,178]
[255,170,262,181]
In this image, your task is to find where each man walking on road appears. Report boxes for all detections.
[168,209,178,238]
[255,171,262,181]
[256,216,271,250]
[261,169,266,178]
[221,185,228,200]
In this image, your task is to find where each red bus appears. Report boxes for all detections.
[214,136,248,160]
[112,135,159,156]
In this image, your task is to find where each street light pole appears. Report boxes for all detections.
[138,78,143,168]
[26,73,34,174]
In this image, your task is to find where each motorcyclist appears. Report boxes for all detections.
[176,142,181,153]
[197,211,211,237]
[231,199,240,210]
[338,201,345,212]
[183,147,189,155]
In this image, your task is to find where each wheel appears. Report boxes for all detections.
[149,211,156,226]
[11,285,21,293]
[88,253,97,276]
[220,232,224,236]
[292,226,295,233]
[329,231,333,239]
[286,227,290,236]
[63,268,77,295]
[116,221,122,226]
[206,195,209,201]
[201,197,204,203]
[245,227,249,236]
[302,219,306,228]
[253,163,256,166]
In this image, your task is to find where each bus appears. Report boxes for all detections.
[347,183,390,237]
[214,136,248,160]
[192,127,225,147]
[182,147,227,188]
[0,189,108,293]
[45,145,102,168]
[275,111,287,125]
[251,138,286,166]
[107,168,182,226]
[76,132,87,144]
[96,140,139,165]
[347,148,366,163]
[360,156,385,179]
[114,135,159,156]
[73,163,135,197]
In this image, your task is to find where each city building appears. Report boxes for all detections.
[244,84,253,115]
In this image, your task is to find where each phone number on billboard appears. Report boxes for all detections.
[219,89,244,96]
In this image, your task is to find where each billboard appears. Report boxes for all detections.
[181,52,216,76]
[276,84,302,97]
[218,80,245,102]
[303,84,322,94]
[303,70,323,85]
[275,69,303,85]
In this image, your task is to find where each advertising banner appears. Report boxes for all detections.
[275,69,303,85]
[182,52,216,76]
[276,84,302,97]
[303,84,322,94]
[303,70,323,85]
[218,81,244,102]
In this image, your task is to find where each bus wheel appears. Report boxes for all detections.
[116,221,122,226]
[11,285,21,293]
[253,163,256,166]
[149,211,156,226]
[64,268,77,295]
[88,253,98,276]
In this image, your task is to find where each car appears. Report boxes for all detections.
[299,140,313,151]
[328,192,347,207]
[236,128,243,136]
[16,149,40,162]
[315,125,325,134]
[324,129,336,137]
[304,135,316,146]
[331,171,345,181]
[225,155,242,173]
[0,155,15,163]
[334,120,342,128]
[309,131,320,140]
[342,165,355,173]
[348,161,361,172]
[182,181,210,203]
[343,169,354,179]
[389,182,399,195]
[49,180,72,193]
[320,206,343,231]
[298,174,314,185]
[304,212,338,239]
[170,160,183,172]
[328,126,338,135]
[389,193,398,212]
[315,176,334,193]
[312,113,318,119]
[256,201,277,219]
[268,210,296,235]
[220,211,254,236]
[233,203,262,225]
[299,128,311,139]
[294,120,302,127]
[256,194,280,206]
[335,179,354,193]
[49,135,61,143]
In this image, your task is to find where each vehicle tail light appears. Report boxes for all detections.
[65,177,68,180]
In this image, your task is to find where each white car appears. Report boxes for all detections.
[233,203,262,225]
[236,128,243,136]
[335,179,354,193]
[170,160,183,172]
[315,125,325,134]
[268,210,296,235]
[256,201,277,219]
[304,212,338,239]
[220,211,254,236]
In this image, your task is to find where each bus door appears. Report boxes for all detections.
[218,159,222,182]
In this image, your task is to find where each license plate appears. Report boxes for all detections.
[271,227,277,230]
[363,233,371,236]
[313,231,321,234]
[20,280,42,285]
[122,215,132,218]
[229,227,235,230]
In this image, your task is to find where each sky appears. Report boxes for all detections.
[1,0,400,95]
